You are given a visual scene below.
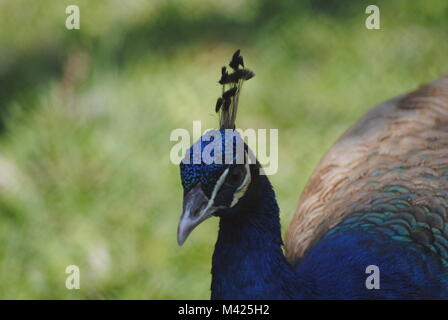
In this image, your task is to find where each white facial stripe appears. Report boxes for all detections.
[235,164,250,192]
[231,164,251,207]
[204,164,252,211]
[203,168,229,214]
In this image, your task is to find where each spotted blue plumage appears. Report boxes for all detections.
[180,129,248,196]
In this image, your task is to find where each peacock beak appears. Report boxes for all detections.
[177,183,216,245]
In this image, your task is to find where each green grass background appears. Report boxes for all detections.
[0,0,446,298]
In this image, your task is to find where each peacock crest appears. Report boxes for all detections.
[215,49,255,130]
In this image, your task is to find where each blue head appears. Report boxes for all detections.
[177,129,260,244]
[178,49,258,245]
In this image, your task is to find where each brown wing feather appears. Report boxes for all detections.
[285,75,448,264]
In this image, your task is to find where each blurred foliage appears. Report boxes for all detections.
[0,0,447,299]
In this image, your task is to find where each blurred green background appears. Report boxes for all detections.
[0,0,446,299]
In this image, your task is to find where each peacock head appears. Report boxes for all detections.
[177,50,256,245]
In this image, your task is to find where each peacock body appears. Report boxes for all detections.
[177,50,448,299]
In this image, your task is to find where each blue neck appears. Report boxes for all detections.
[210,175,310,299]
[208,175,448,299]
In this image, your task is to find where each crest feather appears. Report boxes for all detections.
[214,50,255,130]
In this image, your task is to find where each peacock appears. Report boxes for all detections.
[177,50,448,299]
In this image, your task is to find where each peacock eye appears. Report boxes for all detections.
[225,166,246,188]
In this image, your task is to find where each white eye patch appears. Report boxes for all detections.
[207,164,251,210]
